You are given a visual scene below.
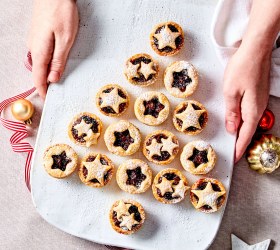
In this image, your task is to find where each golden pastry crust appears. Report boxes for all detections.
[43,144,78,179]
[104,120,141,156]
[68,112,102,147]
[95,84,129,117]
[152,168,189,204]
[134,91,170,126]
[180,140,217,175]
[116,159,152,194]
[173,100,208,135]
[124,53,159,86]
[109,199,145,235]
[150,21,184,56]
[78,153,114,188]
[164,61,198,98]
[190,178,226,213]
[143,130,179,165]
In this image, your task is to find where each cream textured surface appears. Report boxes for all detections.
[0,0,279,250]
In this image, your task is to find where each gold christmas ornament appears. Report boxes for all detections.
[11,99,34,125]
[246,134,280,174]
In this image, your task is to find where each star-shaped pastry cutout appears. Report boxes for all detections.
[175,104,205,131]
[146,139,163,157]
[139,61,156,80]
[51,151,72,171]
[83,130,100,147]
[100,87,127,113]
[113,200,131,220]
[155,177,174,196]
[191,182,226,212]
[231,234,271,250]
[143,97,164,118]
[161,136,178,155]
[153,25,180,49]
[74,119,92,137]
[82,154,111,185]
[126,62,140,79]
[172,180,189,198]
[119,213,139,231]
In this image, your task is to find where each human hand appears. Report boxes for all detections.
[28,0,78,99]
[223,43,271,162]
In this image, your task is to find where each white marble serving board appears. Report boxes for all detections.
[31,0,235,249]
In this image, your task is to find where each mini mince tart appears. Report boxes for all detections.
[143,130,179,165]
[180,140,217,175]
[96,84,129,117]
[109,199,145,235]
[68,112,102,147]
[116,159,152,194]
[134,91,170,126]
[152,168,189,204]
[150,21,184,56]
[190,178,226,213]
[104,120,141,156]
[173,100,208,135]
[164,61,198,98]
[43,144,78,178]
[78,153,114,188]
[124,53,159,86]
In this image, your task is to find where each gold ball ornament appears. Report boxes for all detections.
[11,99,34,125]
[246,134,280,174]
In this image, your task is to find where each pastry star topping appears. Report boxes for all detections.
[153,25,180,49]
[100,87,127,113]
[172,180,189,198]
[146,138,163,157]
[113,200,131,220]
[191,182,226,212]
[155,177,174,195]
[126,62,140,79]
[175,104,205,131]
[119,213,139,230]
[74,119,93,137]
[161,136,178,155]
[139,62,156,80]
[82,154,111,184]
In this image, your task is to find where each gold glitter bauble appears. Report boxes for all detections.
[11,99,34,124]
[246,134,280,174]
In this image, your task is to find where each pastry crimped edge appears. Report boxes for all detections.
[68,112,102,147]
[149,21,184,56]
[116,159,152,194]
[109,199,146,235]
[104,120,141,156]
[173,100,208,135]
[43,143,78,179]
[78,152,114,188]
[95,83,130,117]
[190,178,227,213]
[134,91,170,126]
[124,53,159,86]
[180,140,217,175]
[164,61,199,98]
[143,130,179,165]
[152,168,189,204]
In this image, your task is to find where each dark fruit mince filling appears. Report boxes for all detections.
[157,173,181,200]
[99,87,127,114]
[188,148,208,167]
[51,151,72,171]
[126,166,146,188]
[113,129,134,151]
[153,25,183,52]
[72,115,99,142]
[172,69,192,92]
[143,97,164,118]
[131,57,154,82]
[113,204,142,228]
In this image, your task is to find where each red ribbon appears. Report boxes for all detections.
[0,52,35,191]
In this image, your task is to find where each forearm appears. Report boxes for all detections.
[242,0,280,54]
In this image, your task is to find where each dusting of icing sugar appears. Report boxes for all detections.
[194,140,210,150]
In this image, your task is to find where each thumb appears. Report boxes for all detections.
[224,93,242,134]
